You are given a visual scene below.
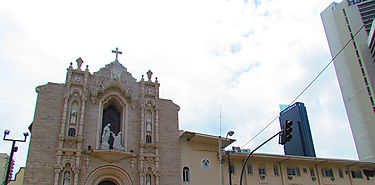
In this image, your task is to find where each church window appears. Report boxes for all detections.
[183,167,190,182]
[146,135,152,143]
[68,128,76,137]
[146,174,151,185]
[62,170,71,185]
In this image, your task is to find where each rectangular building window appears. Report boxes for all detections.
[258,167,266,175]
[287,168,300,176]
[351,171,363,178]
[310,168,315,177]
[230,165,235,174]
[296,168,301,176]
[322,168,334,177]
[339,169,344,178]
[247,165,253,175]
[274,166,279,176]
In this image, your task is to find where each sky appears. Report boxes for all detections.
[0,0,358,176]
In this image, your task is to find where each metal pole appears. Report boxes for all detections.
[3,130,28,185]
[228,151,232,185]
[219,136,224,185]
[240,131,281,185]
[4,141,16,185]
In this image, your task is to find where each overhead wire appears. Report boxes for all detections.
[241,24,365,148]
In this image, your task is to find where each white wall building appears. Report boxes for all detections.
[321,0,375,162]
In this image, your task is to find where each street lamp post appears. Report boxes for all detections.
[219,136,224,185]
[3,130,29,185]
[225,131,234,185]
[219,130,235,185]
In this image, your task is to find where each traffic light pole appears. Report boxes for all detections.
[239,131,282,185]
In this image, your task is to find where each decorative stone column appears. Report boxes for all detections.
[139,174,144,185]
[53,169,60,185]
[155,108,159,143]
[78,99,86,137]
[73,169,79,185]
[156,175,160,185]
[141,104,145,143]
[60,97,69,136]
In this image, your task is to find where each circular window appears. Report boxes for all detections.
[201,158,211,168]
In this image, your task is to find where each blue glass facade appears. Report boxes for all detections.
[279,102,316,157]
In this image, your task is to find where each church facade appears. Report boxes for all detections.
[23,53,180,185]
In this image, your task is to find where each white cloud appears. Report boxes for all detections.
[0,0,359,175]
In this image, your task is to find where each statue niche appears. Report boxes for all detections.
[102,104,121,149]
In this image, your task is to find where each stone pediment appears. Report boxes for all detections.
[85,149,136,163]
[89,80,138,104]
[93,60,136,83]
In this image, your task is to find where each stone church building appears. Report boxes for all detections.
[23,51,181,185]
[23,50,375,185]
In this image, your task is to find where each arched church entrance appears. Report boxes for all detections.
[98,180,117,185]
[85,165,132,185]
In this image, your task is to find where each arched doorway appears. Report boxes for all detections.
[98,180,117,185]
[85,165,132,185]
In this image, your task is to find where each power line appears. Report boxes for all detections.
[241,24,365,148]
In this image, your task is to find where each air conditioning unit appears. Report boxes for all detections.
[331,177,335,181]
[288,176,293,180]
[259,175,266,180]
[312,176,317,181]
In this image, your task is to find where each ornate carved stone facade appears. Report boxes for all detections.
[23,54,180,185]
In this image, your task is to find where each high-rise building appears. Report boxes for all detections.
[279,102,316,157]
[321,0,375,162]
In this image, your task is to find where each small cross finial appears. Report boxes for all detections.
[146,70,153,81]
[112,47,123,61]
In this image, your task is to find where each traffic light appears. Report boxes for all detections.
[279,120,293,145]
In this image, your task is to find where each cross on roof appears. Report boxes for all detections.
[112,47,123,61]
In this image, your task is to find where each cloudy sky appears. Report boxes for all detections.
[0,0,358,175]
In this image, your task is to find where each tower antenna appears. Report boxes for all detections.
[220,105,222,137]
